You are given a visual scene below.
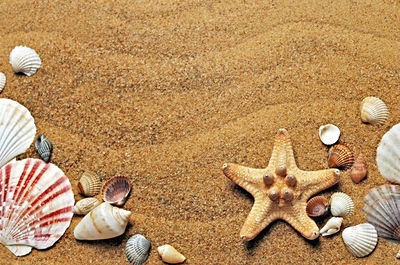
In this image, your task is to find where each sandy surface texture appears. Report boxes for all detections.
[0,0,400,264]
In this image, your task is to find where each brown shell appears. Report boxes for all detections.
[306,196,329,217]
[101,176,131,206]
[78,171,102,196]
[350,153,368,183]
[327,144,354,170]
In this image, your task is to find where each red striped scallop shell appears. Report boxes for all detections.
[0,158,74,256]
[327,144,354,170]
[101,176,131,206]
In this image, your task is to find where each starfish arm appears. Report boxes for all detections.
[269,129,297,170]
[298,169,340,199]
[282,207,320,240]
[222,163,264,197]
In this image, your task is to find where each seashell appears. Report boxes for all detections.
[330,192,354,217]
[397,250,400,259]
[34,134,53,162]
[102,176,131,206]
[360,96,389,125]
[306,196,329,217]
[319,124,340,145]
[73,197,101,215]
[0,98,36,168]
[320,217,343,236]
[342,223,378,257]
[327,144,354,170]
[350,153,367,183]
[376,124,400,184]
[363,184,400,240]
[9,46,41,76]
[157,244,186,264]
[78,170,102,196]
[0,158,74,256]
[0,72,6,92]
[125,234,151,265]
[74,202,131,240]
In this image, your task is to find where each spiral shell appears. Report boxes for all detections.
[34,134,53,162]
[360,96,389,125]
[342,223,378,257]
[73,197,101,215]
[125,234,151,265]
[350,153,367,184]
[330,192,354,217]
[319,124,340,145]
[376,124,400,184]
[0,72,6,92]
[78,170,102,196]
[306,196,329,217]
[102,176,131,206]
[320,217,343,236]
[9,46,41,76]
[157,244,186,264]
[327,144,354,170]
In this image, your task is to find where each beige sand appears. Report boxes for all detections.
[0,0,399,264]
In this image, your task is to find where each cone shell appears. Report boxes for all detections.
[327,144,354,170]
[376,124,400,184]
[320,217,343,236]
[0,159,74,256]
[9,46,41,76]
[78,170,102,196]
[319,124,340,145]
[330,192,354,217]
[360,96,389,125]
[125,234,151,265]
[342,223,378,257]
[350,153,367,183]
[35,134,53,163]
[157,244,186,264]
[73,197,101,215]
[306,196,329,217]
[0,72,6,92]
[102,176,131,206]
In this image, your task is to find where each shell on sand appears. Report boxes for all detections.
[327,144,354,170]
[157,244,186,264]
[360,96,389,125]
[72,197,101,215]
[9,46,41,76]
[78,170,102,196]
[102,176,131,206]
[320,217,343,236]
[350,153,367,183]
[376,124,400,184]
[319,124,340,145]
[0,72,6,92]
[342,223,378,258]
[125,234,151,265]
[330,192,354,217]
[306,196,329,217]
[35,134,53,163]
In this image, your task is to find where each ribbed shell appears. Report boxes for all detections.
[376,124,400,184]
[0,98,36,168]
[102,176,131,206]
[34,134,53,163]
[0,159,74,256]
[327,144,354,170]
[72,197,101,215]
[350,153,367,184]
[360,97,389,125]
[319,124,340,145]
[342,223,378,257]
[0,72,6,92]
[9,46,41,76]
[78,170,102,196]
[320,217,343,236]
[330,192,354,217]
[363,184,400,240]
[306,196,329,217]
[125,234,151,265]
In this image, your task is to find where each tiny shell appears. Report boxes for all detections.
[9,46,41,76]
[330,192,354,217]
[342,223,378,257]
[320,217,343,236]
[73,197,101,215]
[376,124,400,184]
[350,153,367,183]
[102,176,131,206]
[327,144,354,170]
[306,196,329,217]
[34,134,53,162]
[0,72,6,92]
[125,234,151,265]
[78,170,102,197]
[157,244,186,264]
[360,96,389,125]
[319,124,340,145]
[396,250,400,259]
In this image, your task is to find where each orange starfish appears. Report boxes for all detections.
[223,129,340,241]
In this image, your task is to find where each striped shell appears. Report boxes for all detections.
[0,98,36,168]
[34,134,53,163]
[376,124,400,184]
[78,170,102,196]
[306,196,329,217]
[330,192,354,217]
[0,158,74,256]
[319,124,340,145]
[320,217,343,236]
[0,72,6,92]
[327,144,354,170]
[360,96,389,125]
[72,197,101,215]
[9,46,41,76]
[350,153,367,183]
[157,244,186,264]
[342,223,378,257]
[102,176,131,206]
[126,234,151,265]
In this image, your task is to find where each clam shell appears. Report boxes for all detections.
[102,176,131,206]
[306,196,329,217]
[330,192,354,217]
[9,46,41,76]
[376,124,400,184]
[327,144,354,170]
[73,197,101,215]
[0,159,74,256]
[319,124,340,145]
[342,223,378,257]
[157,244,186,264]
[320,217,343,236]
[74,202,131,240]
[34,134,53,162]
[0,98,36,168]
[0,72,6,92]
[126,234,151,265]
[360,96,389,125]
[78,170,102,196]
[350,153,367,184]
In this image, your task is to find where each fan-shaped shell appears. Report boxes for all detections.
[0,98,36,168]
[351,153,367,184]
[78,170,102,196]
[376,124,400,184]
[0,72,6,92]
[34,134,53,163]
[9,46,41,76]
[319,124,340,145]
[0,158,74,256]
[363,184,400,240]
[342,223,378,257]
[157,244,186,264]
[73,197,101,215]
[102,176,131,206]
[327,144,354,170]
[320,217,343,236]
[330,192,354,217]
[360,96,389,125]
[126,234,151,265]
[306,196,329,217]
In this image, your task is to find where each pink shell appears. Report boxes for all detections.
[0,158,74,256]
[102,176,131,206]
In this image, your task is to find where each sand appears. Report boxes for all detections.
[0,0,399,264]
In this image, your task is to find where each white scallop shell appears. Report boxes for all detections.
[0,72,6,92]
[126,234,151,265]
[9,46,41,76]
[0,158,75,256]
[72,197,101,215]
[342,223,378,257]
[330,192,354,217]
[0,98,36,168]
[320,217,343,236]
[360,96,389,125]
[74,202,131,240]
[157,244,186,264]
[376,124,400,184]
[319,124,340,145]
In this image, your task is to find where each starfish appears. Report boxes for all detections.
[223,128,340,241]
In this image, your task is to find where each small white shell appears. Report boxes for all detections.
[396,250,400,259]
[0,72,6,92]
[330,192,354,217]
[320,217,343,236]
[376,124,400,184]
[360,96,389,125]
[157,244,186,264]
[342,223,378,257]
[72,197,101,215]
[319,124,340,145]
[9,46,41,76]
[126,234,151,265]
